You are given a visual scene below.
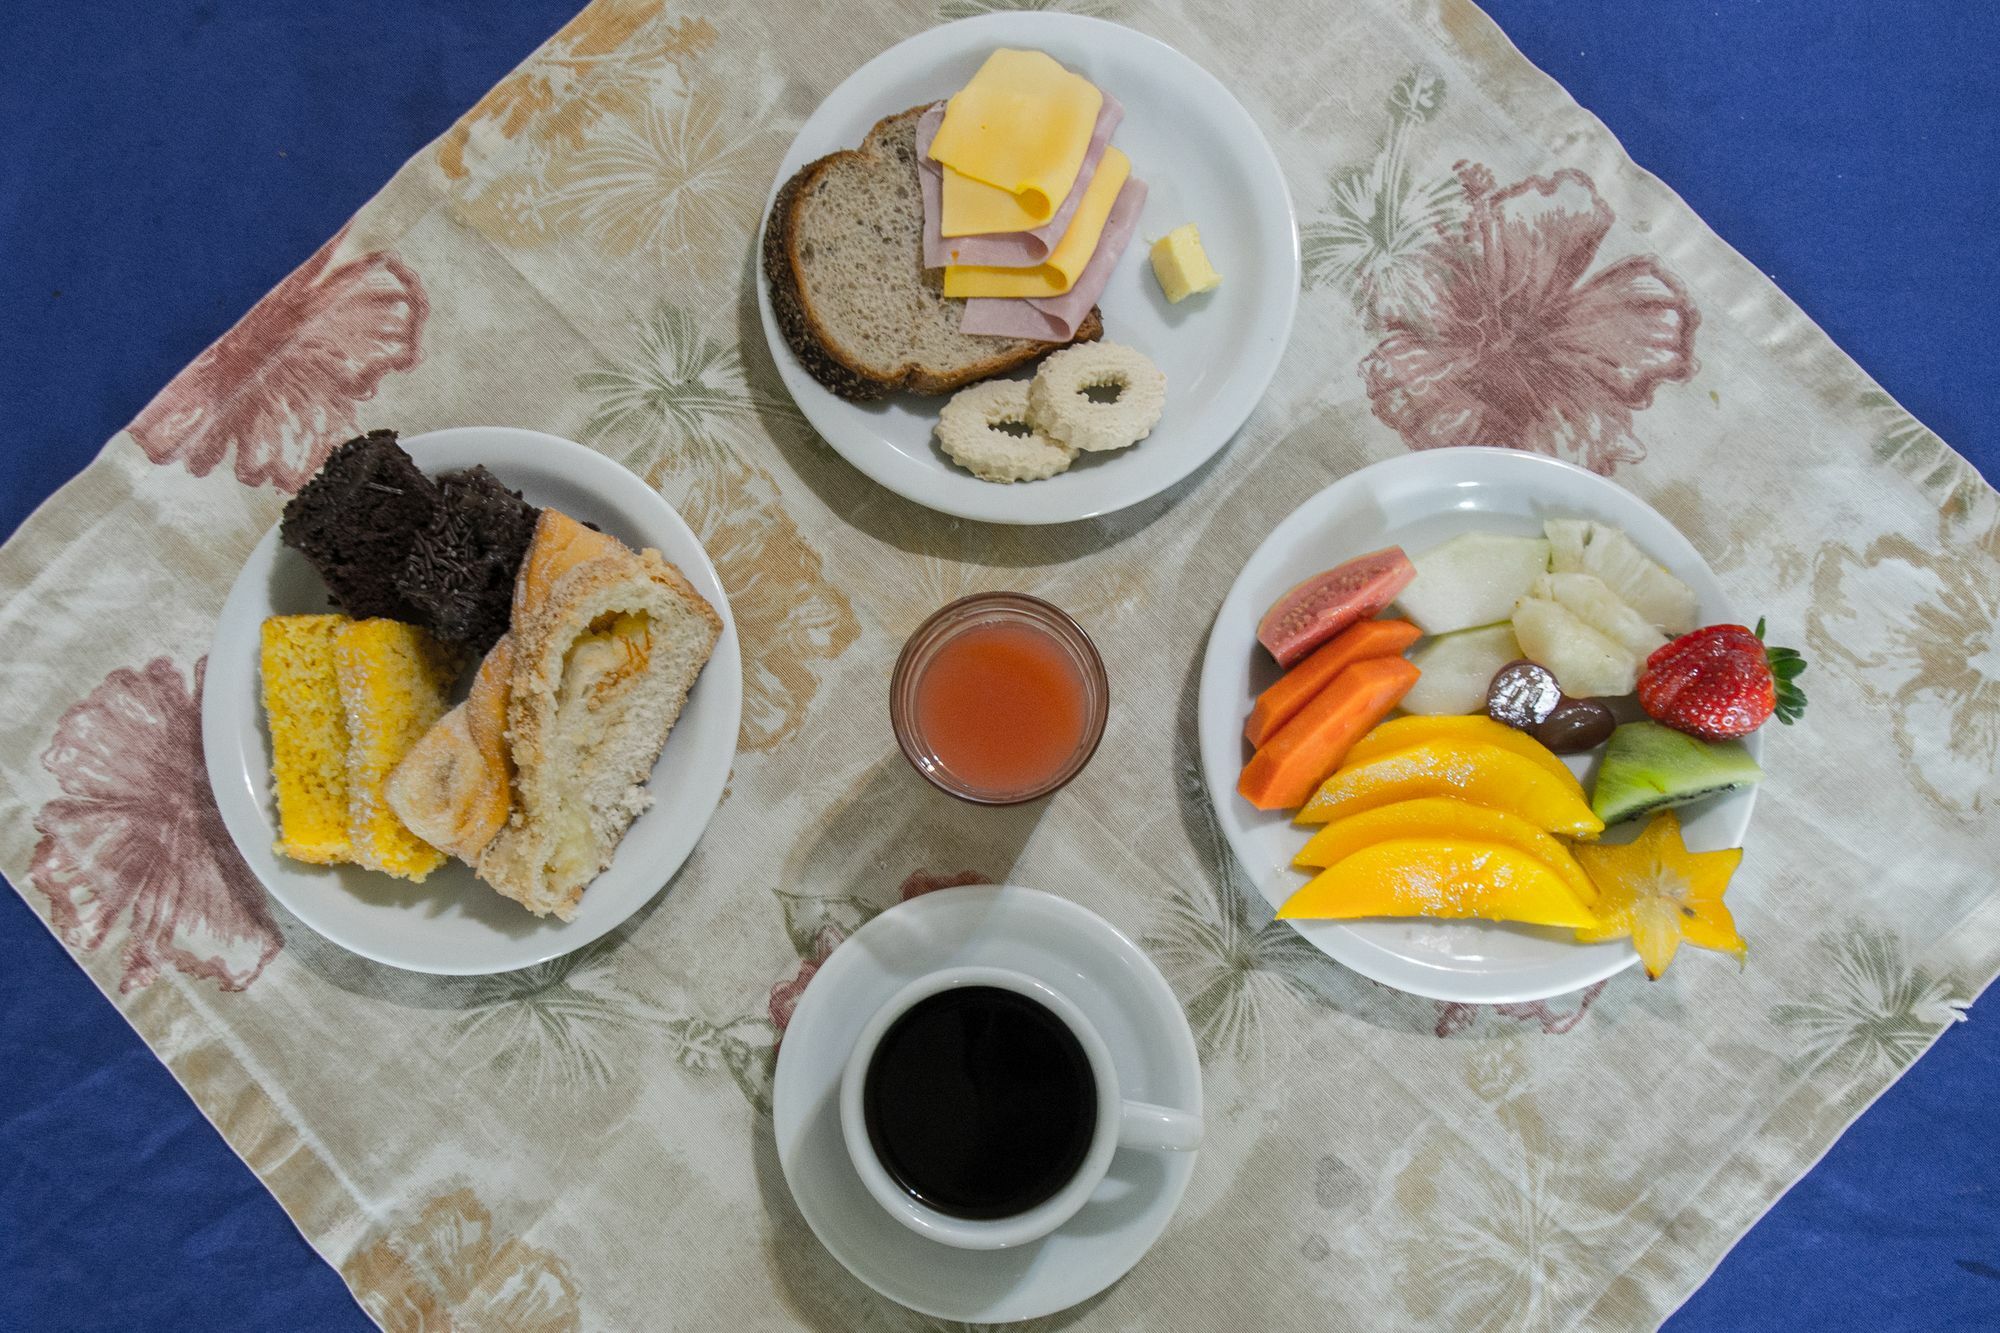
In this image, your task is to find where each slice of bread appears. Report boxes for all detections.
[479,511,721,920]
[763,106,1103,402]
[387,511,721,921]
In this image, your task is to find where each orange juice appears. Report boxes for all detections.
[914,621,1088,794]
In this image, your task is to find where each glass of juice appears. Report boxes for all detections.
[890,593,1110,805]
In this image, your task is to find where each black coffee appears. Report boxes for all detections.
[862,986,1097,1220]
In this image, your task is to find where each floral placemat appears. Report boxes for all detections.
[2,0,1995,1328]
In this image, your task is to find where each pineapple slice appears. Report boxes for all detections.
[1544,519,1698,633]
[1511,596,1642,698]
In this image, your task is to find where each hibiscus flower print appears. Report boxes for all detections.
[342,1189,581,1333]
[767,869,990,1035]
[438,9,763,276]
[768,923,844,1033]
[29,658,281,993]
[1433,979,1606,1039]
[128,230,427,492]
[672,457,860,752]
[1361,163,1700,474]
[1808,532,2000,814]
[668,868,987,1115]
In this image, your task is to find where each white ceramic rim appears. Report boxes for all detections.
[753,11,1300,525]
[201,427,743,975]
[838,965,1123,1251]
[772,884,1203,1322]
[1197,447,1762,1004]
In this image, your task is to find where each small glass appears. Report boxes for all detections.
[890,593,1110,806]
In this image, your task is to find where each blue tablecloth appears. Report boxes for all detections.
[2,2,1994,1327]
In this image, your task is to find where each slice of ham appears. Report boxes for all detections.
[918,96,1125,269]
[959,175,1148,341]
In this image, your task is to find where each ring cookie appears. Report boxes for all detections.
[936,379,1078,483]
[1028,342,1166,453]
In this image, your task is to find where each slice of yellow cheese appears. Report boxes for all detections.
[941,164,1051,238]
[930,48,1103,232]
[943,148,1130,299]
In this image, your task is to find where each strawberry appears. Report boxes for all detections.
[1637,618,1808,740]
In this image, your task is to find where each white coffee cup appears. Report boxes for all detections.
[839,965,1202,1251]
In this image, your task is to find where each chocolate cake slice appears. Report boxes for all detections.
[280,430,439,622]
[394,466,540,654]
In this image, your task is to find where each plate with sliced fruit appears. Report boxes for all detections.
[1198,448,1807,1003]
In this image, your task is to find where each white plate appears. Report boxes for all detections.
[202,427,742,976]
[773,885,1201,1323]
[756,13,1299,525]
[1197,448,1762,1004]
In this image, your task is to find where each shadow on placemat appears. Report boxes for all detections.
[750,1115,1117,1332]
[276,881,671,1011]
[780,748,1050,899]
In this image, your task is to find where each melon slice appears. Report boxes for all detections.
[1397,532,1552,635]
[1400,624,1522,716]
[1544,519,1698,634]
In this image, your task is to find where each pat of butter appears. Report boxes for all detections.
[1150,223,1221,303]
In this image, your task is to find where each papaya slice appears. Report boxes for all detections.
[1238,656,1420,811]
[1245,618,1421,748]
[1278,838,1599,929]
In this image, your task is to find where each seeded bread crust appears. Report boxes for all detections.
[762,106,1102,402]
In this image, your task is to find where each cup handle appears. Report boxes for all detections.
[1117,1099,1203,1152]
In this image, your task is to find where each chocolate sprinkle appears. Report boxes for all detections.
[281,432,541,654]
[280,430,438,622]
[394,466,539,654]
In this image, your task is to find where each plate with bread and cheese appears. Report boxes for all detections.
[203,426,742,976]
[758,13,1299,526]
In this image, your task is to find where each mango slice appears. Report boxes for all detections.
[1278,839,1599,929]
[1295,739,1605,839]
[1293,797,1598,906]
[1340,714,1582,793]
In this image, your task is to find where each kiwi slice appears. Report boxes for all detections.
[1591,721,1765,825]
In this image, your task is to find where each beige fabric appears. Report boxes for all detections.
[2,1,1995,1329]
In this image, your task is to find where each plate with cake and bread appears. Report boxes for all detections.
[203,427,741,975]
[758,13,1299,525]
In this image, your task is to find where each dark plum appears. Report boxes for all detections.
[1533,699,1617,753]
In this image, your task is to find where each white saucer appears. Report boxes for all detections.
[772,885,1201,1322]
[202,427,742,976]
[756,13,1300,525]
[1197,448,1759,1005]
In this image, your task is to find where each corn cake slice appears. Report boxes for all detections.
[333,618,456,880]
[260,614,354,864]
